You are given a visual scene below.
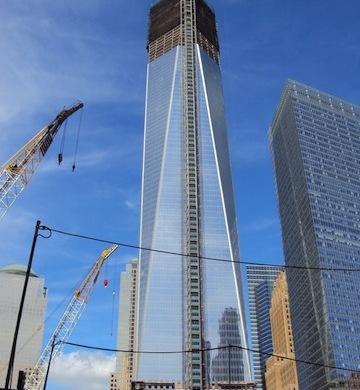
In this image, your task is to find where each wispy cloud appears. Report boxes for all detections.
[0,209,39,264]
[125,199,139,211]
[37,148,112,175]
[241,217,278,233]
[231,137,269,165]
[0,1,145,131]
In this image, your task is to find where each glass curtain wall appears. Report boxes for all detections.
[137,42,251,384]
[269,79,360,389]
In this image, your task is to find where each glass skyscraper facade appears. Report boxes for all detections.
[136,1,251,388]
[246,265,281,390]
[269,80,360,389]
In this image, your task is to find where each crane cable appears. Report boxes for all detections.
[57,103,83,169]
[58,111,67,165]
[72,108,83,172]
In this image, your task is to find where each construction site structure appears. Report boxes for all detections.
[24,244,118,390]
[130,381,257,390]
[0,101,84,220]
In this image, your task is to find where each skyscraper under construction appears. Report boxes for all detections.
[136,1,251,388]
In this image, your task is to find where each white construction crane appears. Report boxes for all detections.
[0,101,84,220]
[24,244,118,390]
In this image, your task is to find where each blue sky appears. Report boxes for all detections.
[0,0,359,389]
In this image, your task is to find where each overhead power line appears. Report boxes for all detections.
[35,224,360,377]
[39,225,360,273]
[61,340,360,374]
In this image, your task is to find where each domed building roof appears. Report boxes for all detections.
[0,263,38,277]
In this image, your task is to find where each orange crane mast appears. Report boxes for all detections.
[0,101,84,220]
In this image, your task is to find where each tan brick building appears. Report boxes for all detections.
[264,270,298,390]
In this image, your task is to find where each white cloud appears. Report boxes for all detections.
[49,351,116,390]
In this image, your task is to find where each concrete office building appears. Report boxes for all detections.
[269,80,360,389]
[0,264,47,389]
[110,259,138,390]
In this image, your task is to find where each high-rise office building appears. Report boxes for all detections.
[137,1,251,388]
[269,79,360,389]
[264,270,298,390]
[0,264,47,389]
[246,265,281,390]
[110,259,138,390]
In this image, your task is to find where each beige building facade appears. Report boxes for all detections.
[110,259,138,390]
[265,270,298,390]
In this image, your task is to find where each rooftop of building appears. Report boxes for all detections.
[0,263,38,277]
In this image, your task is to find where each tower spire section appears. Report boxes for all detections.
[182,1,204,389]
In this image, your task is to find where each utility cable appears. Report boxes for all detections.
[34,225,360,376]
[40,225,360,273]
[61,340,360,374]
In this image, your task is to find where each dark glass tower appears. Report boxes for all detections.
[246,265,281,390]
[136,1,251,388]
[269,80,360,389]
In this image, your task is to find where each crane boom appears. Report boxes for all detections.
[24,244,118,390]
[0,101,84,220]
